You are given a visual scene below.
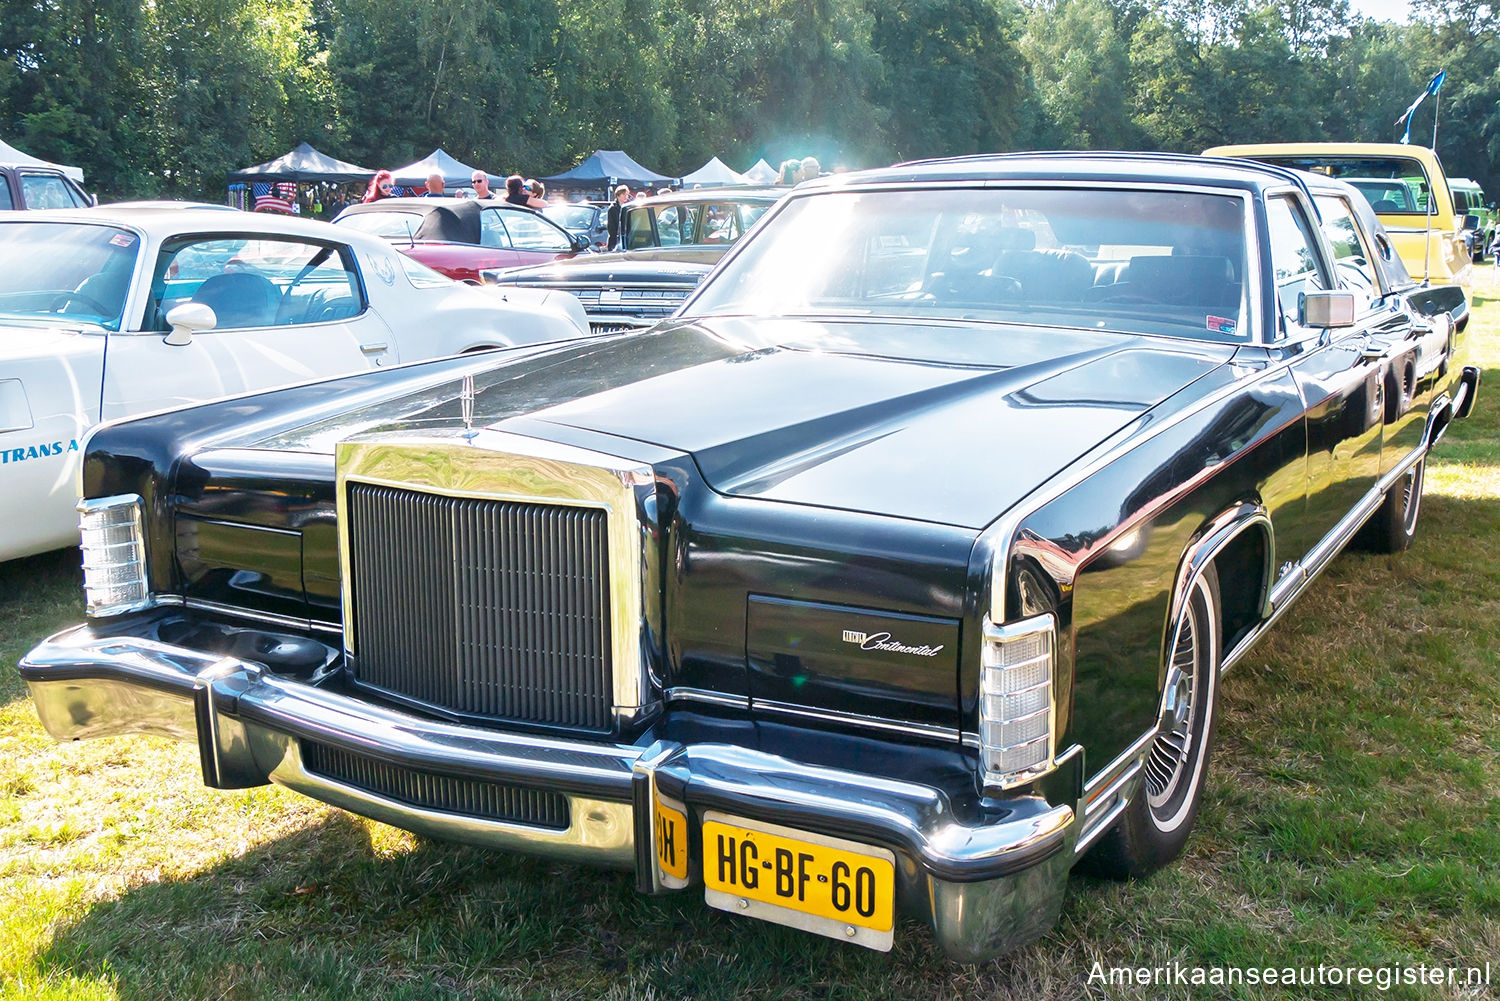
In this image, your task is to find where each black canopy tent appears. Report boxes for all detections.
[542,150,673,193]
[227,142,376,185]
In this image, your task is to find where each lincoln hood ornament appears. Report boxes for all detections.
[460,374,477,440]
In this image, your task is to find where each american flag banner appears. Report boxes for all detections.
[253,182,295,213]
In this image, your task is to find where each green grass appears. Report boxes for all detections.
[4,284,1500,1000]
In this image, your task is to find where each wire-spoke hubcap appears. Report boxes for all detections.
[1146,603,1200,812]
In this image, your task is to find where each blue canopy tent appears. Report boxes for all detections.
[680,156,748,188]
[390,149,500,190]
[542,150,673,194]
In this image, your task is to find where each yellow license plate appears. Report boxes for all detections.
[701,812,896,950]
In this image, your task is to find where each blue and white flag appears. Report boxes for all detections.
[1396,70,1446,144]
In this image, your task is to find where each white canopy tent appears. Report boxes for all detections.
[680,156,748,187]
[0,137,84,183]
[742,158,778,185]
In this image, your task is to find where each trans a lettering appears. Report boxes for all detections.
[2,439,79,464]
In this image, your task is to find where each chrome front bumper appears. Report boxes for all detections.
[21,623,1078,961]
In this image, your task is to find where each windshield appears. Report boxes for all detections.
[0,222,140,330]
[684,187,1251,342]
[1249,156,1442,219]
[335,210,426,240]
[543,204,597,229]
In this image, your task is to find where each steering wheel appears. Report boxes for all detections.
[50,290,112,315]
[924,272,1023,304]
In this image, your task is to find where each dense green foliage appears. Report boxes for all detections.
[0,0,1495,199]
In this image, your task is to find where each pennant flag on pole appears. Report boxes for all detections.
[1396,70,1446,144]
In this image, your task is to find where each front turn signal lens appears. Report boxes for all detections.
[78,495,149,616]
[979,613,1057,792]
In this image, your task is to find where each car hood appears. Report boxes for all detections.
[263,318,1233,528]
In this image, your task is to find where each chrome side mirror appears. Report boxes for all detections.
[1300,291,1356,329]
[163,302,217,345]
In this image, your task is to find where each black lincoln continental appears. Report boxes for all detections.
[22,153,1481,961]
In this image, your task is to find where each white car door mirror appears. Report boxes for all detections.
[164,302,217,345]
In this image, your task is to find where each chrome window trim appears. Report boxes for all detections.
[336,430,654,714]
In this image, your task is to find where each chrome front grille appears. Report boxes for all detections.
[301,740,570,829]
[347,482,612,730]
[570,286,693,317]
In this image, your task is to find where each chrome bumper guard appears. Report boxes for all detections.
[21,624,1077,961]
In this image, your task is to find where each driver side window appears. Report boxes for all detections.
[1265,196,1328,338]
[153,237,364,330]
[1312,195,1379,312]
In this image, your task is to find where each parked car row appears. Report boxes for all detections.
[484,187,786,332]
[21,151,1480,962]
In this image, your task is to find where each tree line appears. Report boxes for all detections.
[2,0,1495,200]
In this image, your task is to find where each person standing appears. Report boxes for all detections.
[422,172,446,197]
[471,172,494,198]
[362,170,395,203]
[606,184,631,250]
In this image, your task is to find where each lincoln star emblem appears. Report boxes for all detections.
[460,374,476,440]
[842,629,943,657]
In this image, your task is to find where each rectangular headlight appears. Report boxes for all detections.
[78,495,149,616]
[979,613,1056,792]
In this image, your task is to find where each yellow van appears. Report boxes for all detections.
[1205,142,1471,286]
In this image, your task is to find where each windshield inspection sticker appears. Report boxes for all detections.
[1206,315,1236,335]
[108,233,136,248]
[2,439,78,465]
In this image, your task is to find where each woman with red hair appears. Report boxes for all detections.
[362,169,396,203]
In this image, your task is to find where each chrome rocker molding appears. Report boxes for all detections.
[21,624,1078,961]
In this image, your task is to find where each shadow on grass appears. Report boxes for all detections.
[38,808,1059,1000]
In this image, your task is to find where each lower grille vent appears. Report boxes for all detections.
[302,741,570,830]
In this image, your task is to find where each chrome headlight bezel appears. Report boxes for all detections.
[77,494,151,617]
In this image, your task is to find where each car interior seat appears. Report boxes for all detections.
[1370,198,1402,214]
[191,272,282,328]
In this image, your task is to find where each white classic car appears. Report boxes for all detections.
[0,206,592,562]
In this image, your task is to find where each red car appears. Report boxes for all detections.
[333,198,590,282]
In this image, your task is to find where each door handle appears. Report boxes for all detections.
[359,342,389,355]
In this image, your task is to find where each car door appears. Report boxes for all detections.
[477,208,527,271]
[1312,192,1441,477]
[101,234,388,420]
[1269,192,1390,569]
[489,207,580,266]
